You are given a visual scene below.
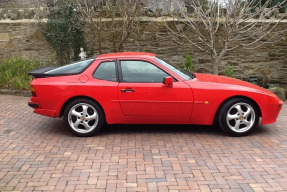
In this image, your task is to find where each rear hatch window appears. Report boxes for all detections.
[45,59,94,75]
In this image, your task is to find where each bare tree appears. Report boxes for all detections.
[77,0,140,55]
[109,0,140,52]
[166,0,287,75]
[76,0,104,54]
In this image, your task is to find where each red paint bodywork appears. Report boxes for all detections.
[28,52,283,126]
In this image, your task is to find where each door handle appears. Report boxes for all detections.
[121,89,135,93]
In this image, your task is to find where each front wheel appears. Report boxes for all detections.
[63,98,105,137]
[218,98,259,137]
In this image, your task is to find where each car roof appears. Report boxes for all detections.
[96,52,156,60]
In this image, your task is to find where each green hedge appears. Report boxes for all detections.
[0,57,43,90]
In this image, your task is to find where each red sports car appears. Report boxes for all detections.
[28,52,284,137]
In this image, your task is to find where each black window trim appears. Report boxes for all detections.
[92,60,119,82]
[116,59,122,82]
[118,59,178,83]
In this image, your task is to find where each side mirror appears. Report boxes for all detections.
[163,76,173,88]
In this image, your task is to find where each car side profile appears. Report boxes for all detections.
[28,52,284,137]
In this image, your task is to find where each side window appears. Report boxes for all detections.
[121,60,169,83]
[93,61,117,82]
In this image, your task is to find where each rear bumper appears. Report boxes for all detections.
[33,109,57,117]
[28,103,39,108]
[28,100,57,118]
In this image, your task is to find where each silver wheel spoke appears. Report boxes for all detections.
[73,119,81,128]
[71,109,81,118]
[227,114,238,121]
[244,107,251,118]
[82,105,89,116]
[82,121,91,130]
[242,119,251,127]
[235,105,243,115]
[233,120,241,130]
[86,113,97,121]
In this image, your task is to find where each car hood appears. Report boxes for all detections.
[191,73,277,97]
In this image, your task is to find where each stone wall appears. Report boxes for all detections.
[0,20,55,64]
[0,0,184,13]
[141,0,185,13]
[0,19,287,84]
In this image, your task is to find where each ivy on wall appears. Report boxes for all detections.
[43,3,85,65]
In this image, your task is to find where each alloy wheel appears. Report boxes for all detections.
[226,102,255,133]
[68,103,99,134]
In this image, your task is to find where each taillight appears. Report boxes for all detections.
[30,86,37,97]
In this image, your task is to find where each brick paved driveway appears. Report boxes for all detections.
[0,94,286,192]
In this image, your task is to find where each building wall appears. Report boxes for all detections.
[0,19,287,84]
[0,0,46,8]
[0,0,184,13]
[141,0,185,13]
[0,21,55,64]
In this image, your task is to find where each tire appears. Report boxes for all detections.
[63,98,105,137]
[218,98,259,137]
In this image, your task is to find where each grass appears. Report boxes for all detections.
[0,57,43,90]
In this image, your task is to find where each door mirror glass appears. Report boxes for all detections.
[163,76,173,88]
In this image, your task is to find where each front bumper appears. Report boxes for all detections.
[279,100,284,109]
[261,99,284,125]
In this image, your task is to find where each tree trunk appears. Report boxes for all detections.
[212,59,219,75]
[97,31,102,55]
[212,48,226,75]
[112,33,117,52]
[58,50,63,66]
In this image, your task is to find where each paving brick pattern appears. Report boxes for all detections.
[0,94,287,192]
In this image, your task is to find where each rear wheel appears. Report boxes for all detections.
[63,98,105,137]
[218,98,259,137]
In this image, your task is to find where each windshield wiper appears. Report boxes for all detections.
[181,69,196,79]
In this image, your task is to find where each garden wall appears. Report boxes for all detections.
[0,19,287,84]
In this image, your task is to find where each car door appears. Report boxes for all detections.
[117,59,193,123]
[88,60,121,124]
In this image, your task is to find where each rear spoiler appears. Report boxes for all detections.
[28,66,57,78]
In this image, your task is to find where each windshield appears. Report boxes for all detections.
[155,57,193,80]
[45,59,94,75]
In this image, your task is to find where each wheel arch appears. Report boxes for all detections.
[60,96,106,119]
[214,95,262,122]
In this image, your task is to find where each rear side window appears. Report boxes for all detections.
[93,61,117,82]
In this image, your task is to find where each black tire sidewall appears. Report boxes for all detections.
[63,98,105,137]
[218,98,259,137]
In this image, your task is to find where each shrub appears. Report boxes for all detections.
[223,65,233,77]
[184,54,194,71]
[269,86,285,101]
[0,57,43,90]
